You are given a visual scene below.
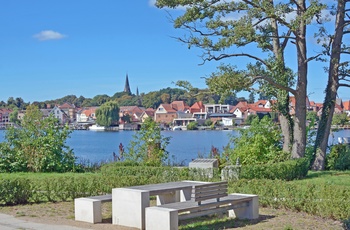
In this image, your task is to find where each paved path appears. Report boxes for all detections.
[0,213,91,230]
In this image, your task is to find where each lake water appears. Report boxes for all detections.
[0,129,349,165]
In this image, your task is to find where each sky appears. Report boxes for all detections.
[0,0,348,104]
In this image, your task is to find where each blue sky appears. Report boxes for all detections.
[0,1,348,104]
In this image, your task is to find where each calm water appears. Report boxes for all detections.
[0,129,349,165]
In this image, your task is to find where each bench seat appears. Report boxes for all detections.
[145,182,258,230]
[74,194,112,223]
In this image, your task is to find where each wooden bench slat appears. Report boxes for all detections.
[191,181,227,189]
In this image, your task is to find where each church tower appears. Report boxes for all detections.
[124,74,131,95]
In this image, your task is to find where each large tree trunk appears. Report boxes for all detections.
[291,0,308,158]
[270,13,293,153]
[292,92,307,158]
[312,0,345,170]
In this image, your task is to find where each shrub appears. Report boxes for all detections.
[239,158,310,181]
[326,144,350,170]
[124,117,171,166]
[0,105,76,173]
[226,116,289,165]
[0,178,32,205]
[230,178,350,220]
[187,121,198,130]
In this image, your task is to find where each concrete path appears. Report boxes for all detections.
[0,213,91,230]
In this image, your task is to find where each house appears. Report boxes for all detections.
[205,104,233,114]
[189,101,205,113]
[119,106,145,123]
[154,101,190,124]
[58,102,76,122]
[140,108,155,123]
[0,108,12,128]
[173,111,196,127]
[49,106,69,124]
[316,100,344,117]
[343,100,350,116]
[154,104,178,124]
[76,107,98,123]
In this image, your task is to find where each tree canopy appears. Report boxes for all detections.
[95,101,120,127]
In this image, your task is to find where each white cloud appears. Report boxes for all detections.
[33,30,67,41]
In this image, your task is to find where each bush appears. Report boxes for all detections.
[0,105,76,173]
[230,179,350,220]
[187,121,198,130]
[326,144,350,170]
[239,158,310,181]
[226,116,289,165]
[0,178,32,205]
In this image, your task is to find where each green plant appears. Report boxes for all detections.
[245,114,259,125]
[239,158,310,180]
[204,119,213,126]
[326,144,350,170]
[0,105,76,173]
[187,121,198,130]
[226,116,289,165]
[124,118,171,166]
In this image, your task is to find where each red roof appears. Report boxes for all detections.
[171,101,189,111]
[343,100,350,111]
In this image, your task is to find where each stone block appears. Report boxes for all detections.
[74,198,102,223]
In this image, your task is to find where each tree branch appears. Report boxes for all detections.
[251,75,296,94]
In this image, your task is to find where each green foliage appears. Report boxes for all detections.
[0,178,32,205]
[0,105,76,172]
[187,121,198,130]
[307,111,319,122]
[204,119,213,126]
[125,118,171,166]
[1,169,350,220]
[95,101,119,127]
[239,158,310,180]
[245,114,259,125]
[9,108,20,124]
[230,178,350,220]
[226,116,289,165]
[332,113,349,126]
[326,144,350,170]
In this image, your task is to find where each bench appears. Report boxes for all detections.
[74,194,112,223]
[145,181,259,230]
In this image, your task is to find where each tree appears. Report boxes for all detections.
[9,108,20,124]
[125,117,171,166]
[332,113,349,126]
[248,92,255,104]
[0,105,75,172]
[160,93,171,103]
[312,0,350,170]
[156,0,325,158]
[95,101,120,127]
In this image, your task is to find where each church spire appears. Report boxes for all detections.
[124,73,131,95]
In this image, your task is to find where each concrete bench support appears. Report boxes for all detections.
[74,194,112,224]
[228,193,259,219]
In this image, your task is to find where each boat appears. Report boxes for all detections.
[88,125,106,131]
[172,126,182,131]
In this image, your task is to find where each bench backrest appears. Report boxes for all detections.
[191,181,228,205]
